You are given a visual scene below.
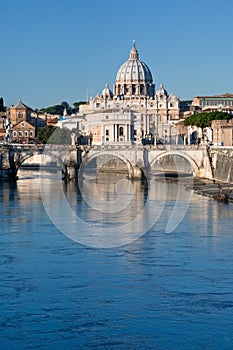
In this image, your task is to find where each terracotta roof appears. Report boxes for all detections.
[13,100,31,109]
[195,93,233,99]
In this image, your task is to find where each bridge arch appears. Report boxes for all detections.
[13,150,66,176]
[150,150,200,176]
[81,151,137,178]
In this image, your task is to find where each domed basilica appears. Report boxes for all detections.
[80,42,180,145]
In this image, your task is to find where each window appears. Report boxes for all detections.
[13,131,17,136]
[24,131,28,137]
[106,129,109,136]
[21,122,25,127]
[119,127,124,136]
[30,131,34,136]
[18,131,22,136]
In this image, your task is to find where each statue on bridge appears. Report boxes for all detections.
[71,133,76,146]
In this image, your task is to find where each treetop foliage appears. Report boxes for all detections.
[184,111,232,129]
[73,101,87,108]
[0,97,5,112]
[39,101,87,115]
[36,125,81,145]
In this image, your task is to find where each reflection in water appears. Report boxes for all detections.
[64,174,149,226]
[3,169,231,240]
[1,169,233,349]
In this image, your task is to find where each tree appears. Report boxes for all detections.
[73,101,87,113]
[39,101,72,115]
[36,125,55,144]
[36,125,73,144]
[73,101,87,108]
[184,111,232,139]
[49,127,72,145]
[0,97,5,112]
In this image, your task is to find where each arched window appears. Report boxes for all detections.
[119,127,124,136]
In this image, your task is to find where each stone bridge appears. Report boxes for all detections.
[0,144,80,180]
[81,144,206,179]
[0,143,232,183]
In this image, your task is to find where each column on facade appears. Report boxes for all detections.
[127,124,129,142]
[115,124,118,142]
[143,114,146,138]
[145,114,150,136]
[128,85,132,95]
[101,124,105,145]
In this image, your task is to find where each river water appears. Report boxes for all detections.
[1,169,233,350]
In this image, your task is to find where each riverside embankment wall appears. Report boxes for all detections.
[212,148,233,183]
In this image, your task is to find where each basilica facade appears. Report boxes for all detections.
[66,43,181,145]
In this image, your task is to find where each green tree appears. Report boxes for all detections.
[39,101,72,115]
[184,111,232,139]
[0,97,5,112]
[73,101,87,108]
[36,125,55,144]
[73,101,87,113]
[37,125,72,144]
[49,127,72,145]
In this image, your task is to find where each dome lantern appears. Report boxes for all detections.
[129,41,139,60]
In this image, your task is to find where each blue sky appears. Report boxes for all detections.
[1,0,233,109]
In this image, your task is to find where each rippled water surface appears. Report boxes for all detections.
[1,170,233,349]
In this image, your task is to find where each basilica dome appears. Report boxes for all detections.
[114,42,154,98]
[116,43,153,84]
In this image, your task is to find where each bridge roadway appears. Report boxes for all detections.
[0,144,213,179]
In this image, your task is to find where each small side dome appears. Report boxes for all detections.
[102,83,113,98]
[156,83,168,97]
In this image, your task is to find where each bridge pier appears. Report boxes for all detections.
[62,148,83,181]
[0,147,17,181]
